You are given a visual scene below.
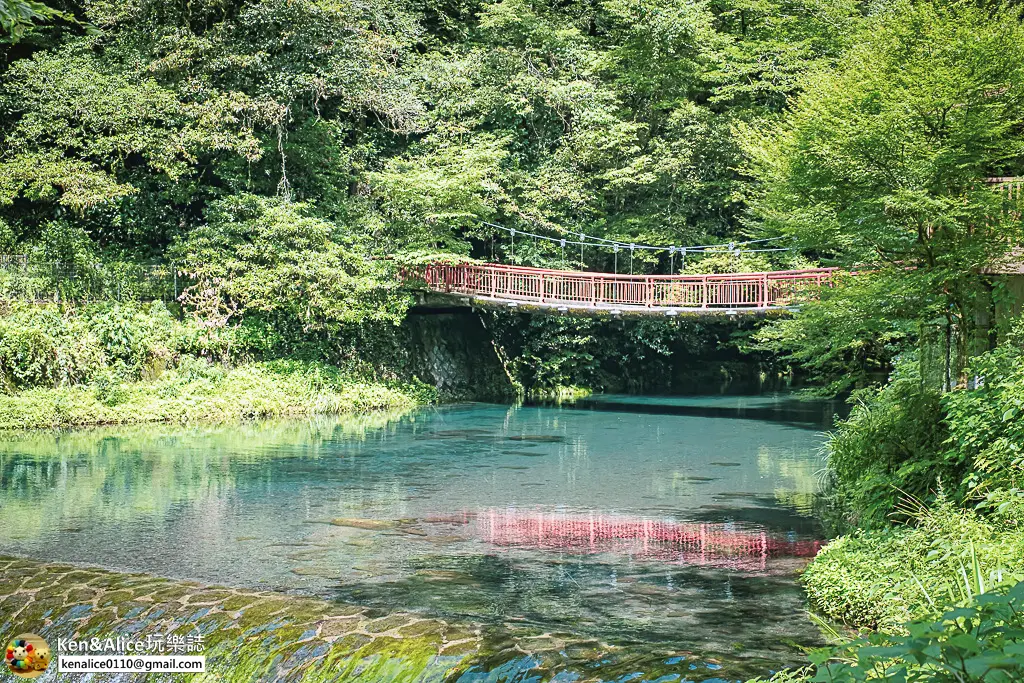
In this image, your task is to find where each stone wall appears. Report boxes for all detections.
[401,307,516,402]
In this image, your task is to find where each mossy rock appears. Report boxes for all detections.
[97,589,137,607]
[0,592,33,616]
[220,593,262,613]
[146,585,193,603]
[64,586,101,604]
[364,613,412,634]
[16,595,71,624]
[0,556,496,682]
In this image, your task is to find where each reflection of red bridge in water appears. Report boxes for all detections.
[435,510,822,572]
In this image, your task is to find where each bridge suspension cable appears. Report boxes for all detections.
[481,220,796,274]
[480,221,794,255]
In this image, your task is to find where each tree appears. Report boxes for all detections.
[0,0,64,43]
[743,0,1024,391]
[171,194,409,332]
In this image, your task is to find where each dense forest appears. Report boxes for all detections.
[3,0,1023,393]
[3,0,1024,680]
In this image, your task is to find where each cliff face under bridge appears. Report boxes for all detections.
[401,305,516,402]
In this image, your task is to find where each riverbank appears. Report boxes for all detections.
[802,503,1024,632]
[0,359,435,430]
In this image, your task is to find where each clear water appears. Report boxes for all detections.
[0,395,836,681]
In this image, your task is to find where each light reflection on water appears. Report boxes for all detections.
[0,395,836,681]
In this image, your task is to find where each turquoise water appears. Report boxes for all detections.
[0,395,836,681]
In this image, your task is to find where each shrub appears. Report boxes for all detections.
[813,581,1024,682]
[753,581,1024,683]
[0,302,213,392]
[0,305,105,389]
[803,502,1024,631]
[0,359,435,429]
[825,356,953,529]
[943,319,1024,527]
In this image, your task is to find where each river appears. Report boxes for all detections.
[0,394,838,681]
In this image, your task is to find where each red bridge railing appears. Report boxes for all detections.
[411,263,837,311]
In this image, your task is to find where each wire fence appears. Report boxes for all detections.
[0,257,189,303]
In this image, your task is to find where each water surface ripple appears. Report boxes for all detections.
[0,394,836,681]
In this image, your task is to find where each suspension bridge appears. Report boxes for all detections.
[404,177,1023,316]
[408,263,837,316]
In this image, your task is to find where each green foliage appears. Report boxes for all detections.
[0,0,889,382]
[804,318,1024,657]
[486,312,752,394]
[821,314,1024,527]
[369,134,509,251]
[944,319,1024,527]
[0,48,266,215]
[0,305,105,390]
[817,586,1024,682]
[0,359,433,429]
[0,0,66,43]
[0,301,197,391]
[804,502,1024,631]
[755,274,920,394]
[743,0,1024,389]
[1,0,1020,404]
[824,356,952,528]
[745,0,1024,261]
[172,194,411,330]
[752,582,1024,683]
[710,0,862,110]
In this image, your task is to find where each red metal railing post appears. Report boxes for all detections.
[407,263,839,311]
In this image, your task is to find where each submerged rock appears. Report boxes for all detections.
[330,518,399,530]
[507,435,565,442]
[0,555,485,682]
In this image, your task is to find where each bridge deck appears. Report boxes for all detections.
[408,263,837,316]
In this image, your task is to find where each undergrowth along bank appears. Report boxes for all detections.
[0,359,434,430]
[0,301,435,430]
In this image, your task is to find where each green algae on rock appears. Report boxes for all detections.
[0,556,480,682]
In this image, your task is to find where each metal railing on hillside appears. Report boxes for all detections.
[0,258,185,303]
